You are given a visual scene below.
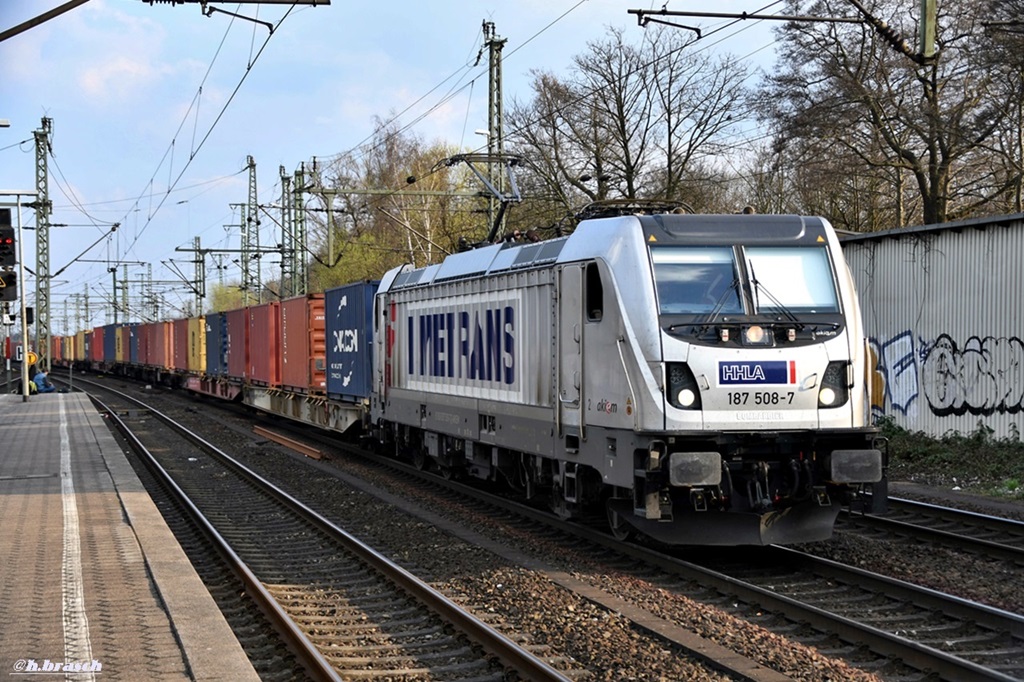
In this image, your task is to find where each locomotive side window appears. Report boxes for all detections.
[651,247,743,315]
[744,246,839,314]
[585,262,604,321]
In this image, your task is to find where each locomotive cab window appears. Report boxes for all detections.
[651,247,743,315]
[585,262,604,321]
[744,246,839,314]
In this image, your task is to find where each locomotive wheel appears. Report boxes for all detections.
[607,504,636,542]
[412,448,428,470]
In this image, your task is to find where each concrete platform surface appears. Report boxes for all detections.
[0,393,258,681]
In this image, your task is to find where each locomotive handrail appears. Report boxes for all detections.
[616,335,638,429]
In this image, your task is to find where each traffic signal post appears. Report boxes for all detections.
[1,193,37,400]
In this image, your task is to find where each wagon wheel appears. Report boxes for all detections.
[606,502,636,542]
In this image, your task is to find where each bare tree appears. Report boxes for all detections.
[307,118,486,288]
[759,0,1010,229]
[506,26,749,223]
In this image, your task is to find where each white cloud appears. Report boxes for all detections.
[78,56,171,103]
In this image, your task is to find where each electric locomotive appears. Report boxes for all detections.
[370,211,885,545]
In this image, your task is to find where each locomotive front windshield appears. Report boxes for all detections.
[651,245,839,316]
[651,247,744,315]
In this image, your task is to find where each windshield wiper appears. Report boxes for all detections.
[748,260,802,327]
[667,278,741,334]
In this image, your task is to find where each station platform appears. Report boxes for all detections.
[0,393,258,681]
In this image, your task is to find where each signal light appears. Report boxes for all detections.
[0,226,15,267]
[0,271,16,302]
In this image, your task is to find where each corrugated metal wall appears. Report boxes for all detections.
[842,215,1024,439]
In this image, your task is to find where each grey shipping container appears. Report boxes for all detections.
[325,281,378,401]
[206,311,228,376]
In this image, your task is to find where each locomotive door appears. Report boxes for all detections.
[557,264,583,436]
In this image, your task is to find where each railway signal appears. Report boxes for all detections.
[0,226,15,267]
[0,271,17,302]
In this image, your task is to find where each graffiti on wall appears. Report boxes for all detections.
[870,333,1024,418]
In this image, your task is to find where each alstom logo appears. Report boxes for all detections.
[719,361,796,385]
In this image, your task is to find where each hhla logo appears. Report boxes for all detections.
[719,361,796,385]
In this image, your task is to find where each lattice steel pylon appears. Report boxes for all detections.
[292,163,307,296]
[279,165,294,297]
[34,117,52,369]
[484,21,506,234]
[242,155,261,304]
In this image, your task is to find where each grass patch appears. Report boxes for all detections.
[878,417,1024,500]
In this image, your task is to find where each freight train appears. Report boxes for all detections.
[52,210,886,545]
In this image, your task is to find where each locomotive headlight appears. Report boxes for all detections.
[742,324,771,346]
[817,361,850,408]
[667,363,702,410]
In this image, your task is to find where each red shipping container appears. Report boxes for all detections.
[280,294,326,394]
[152,321,172,370]
[225,307,249,381]
[248,302,281,386]
[91,326,105,363]
[171,318,189,371]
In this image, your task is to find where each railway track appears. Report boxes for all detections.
[839,497,1024,563]
[79,378,573,681]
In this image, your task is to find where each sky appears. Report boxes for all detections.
[0,0,780,332]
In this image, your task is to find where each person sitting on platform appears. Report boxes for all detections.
[33,369,55,393]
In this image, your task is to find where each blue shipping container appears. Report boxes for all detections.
[325,280,378,401]
[128,323,140,365]
[103,323,118,364]
[205,312,228,376]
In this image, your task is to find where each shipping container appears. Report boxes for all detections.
[137,322,152,366]
[115,325,129,363]
[187,316,206,373]
[151,321,172,370]
[74,330,86,362]
[91,326,105,363]
[83,330,92,364]
[248,302,281,386]
[171,318,188,371]
[102,324,117,364]
[280,294,326,394]
[225,308,249,380]
[843,214,1024,440]
[127,323,140,365]
[325,281,378,401]
[205,312,228,376]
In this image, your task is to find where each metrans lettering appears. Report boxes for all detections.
[407,306,515,384]
[719,360,796,385]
